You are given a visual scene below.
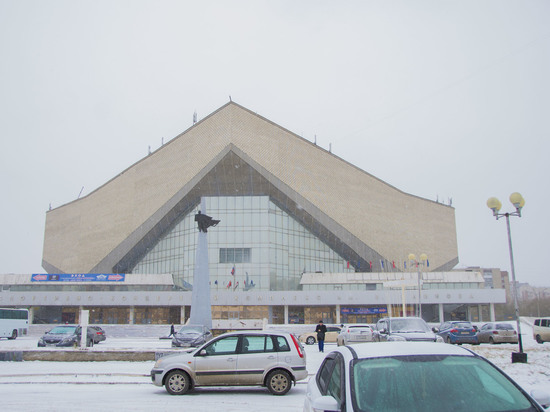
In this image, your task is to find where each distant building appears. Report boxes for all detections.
[0,102,505,325]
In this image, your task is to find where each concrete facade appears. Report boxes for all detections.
[43,102,458,276]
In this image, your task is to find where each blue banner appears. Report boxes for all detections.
[31,274,125,282]
[341,307,387,315]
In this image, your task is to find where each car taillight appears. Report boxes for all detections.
[450,329,458,333]
[492,331,499,334]
[290,334,304,358]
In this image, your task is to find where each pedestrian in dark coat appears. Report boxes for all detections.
[315,320,327,352]
[169,324,175,337]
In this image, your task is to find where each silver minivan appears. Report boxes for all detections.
[151,330,308,395]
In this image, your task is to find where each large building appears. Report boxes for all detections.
[2,102,506,325]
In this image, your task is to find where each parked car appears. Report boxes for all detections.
[336,324,374,346]
[373,317,443,342]
[434,321,479,345]
[304,342,550,411]
[151,330,308,395]
[171,324,213,348]
[300,326,341,345]
[88,326,106,344]
[37,325,95,347]
[533,317,550,344]
[477,322,518,344]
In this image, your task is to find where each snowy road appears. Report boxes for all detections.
[0,322,549,411]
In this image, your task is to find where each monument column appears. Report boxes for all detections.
[188,198,220,329]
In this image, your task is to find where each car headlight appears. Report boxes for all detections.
[61,336,77,343]
[387,335,407,342]
[154,358,164,368]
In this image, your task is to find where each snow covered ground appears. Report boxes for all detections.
[0,320,548,411]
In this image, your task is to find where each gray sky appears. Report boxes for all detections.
[1,1,549,286]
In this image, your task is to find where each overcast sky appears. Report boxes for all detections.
[1,1,548,286]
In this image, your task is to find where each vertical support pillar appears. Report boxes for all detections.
[478,304,483,322]
[489,303,496,322]
[335,304,341,325]
[129,306,135,325]
[28,307,34,325]
[284,305,289,324]
[438,304,444,323]
[180,306,186,325]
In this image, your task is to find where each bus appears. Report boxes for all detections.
[0,308,29,339]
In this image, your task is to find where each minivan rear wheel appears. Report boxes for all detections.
[536,335,544,344]
[266,369,291,395]
[165,370,191,395]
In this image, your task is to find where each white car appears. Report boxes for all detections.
[304,342,550,412]
[151,330,307,395]
[336,324,373,346]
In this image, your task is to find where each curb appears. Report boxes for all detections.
[0,350,158,362]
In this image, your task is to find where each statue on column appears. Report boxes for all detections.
[195,211,220,233]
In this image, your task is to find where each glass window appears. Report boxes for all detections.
[317,357,336,393]
[203,336,239,356]
[241,335,273,353]
[275,336,290,352]
[327,356,343,403]
[219,248,251,263]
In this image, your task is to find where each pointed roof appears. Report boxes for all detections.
[43,102,458,274]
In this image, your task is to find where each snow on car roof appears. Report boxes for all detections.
[341,342,476,359]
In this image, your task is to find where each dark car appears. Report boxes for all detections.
[37,325,95,347]
[171,324,213,348]
[88,326,106,343]
[435,321,479,344]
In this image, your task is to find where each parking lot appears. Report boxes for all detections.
[0,322,548,411]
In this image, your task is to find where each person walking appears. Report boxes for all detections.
[169,324,175,337]
[315,320,327,352]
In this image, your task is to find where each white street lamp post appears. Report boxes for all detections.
[408,253,428,320]
[487,192,526,363]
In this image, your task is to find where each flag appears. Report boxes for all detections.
[380,260,384,270]
[231,266,235,276]
[227,280,232,289]
[426,259,430,267]
[392,261,396,268]
[404,261,407,269]
[214,280,218,285]
[347,261,350,269]
[369,261,372,269]
[234,281,239,290]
